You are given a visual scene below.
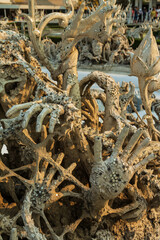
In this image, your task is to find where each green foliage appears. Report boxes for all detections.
[116,0,129,8]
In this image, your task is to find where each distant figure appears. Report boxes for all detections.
[151,7,157,21]
[157,6,160,20]
[148,8,152,21]
[10,11,16,21]
[143,7,147,22]
[138,8,143,22]
[134,6,138,23]
[132,7,135,21]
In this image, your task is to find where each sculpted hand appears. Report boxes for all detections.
[5,93,77,133]
[87,126,155,216]
[6,101,64,133]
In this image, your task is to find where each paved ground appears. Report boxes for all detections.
[41,66,139,87]
[77,69,139,87]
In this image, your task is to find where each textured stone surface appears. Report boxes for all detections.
[0,1,159,239]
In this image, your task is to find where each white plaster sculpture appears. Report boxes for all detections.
[0,1,159,240]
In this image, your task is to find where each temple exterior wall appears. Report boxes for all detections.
[137,0,160,8]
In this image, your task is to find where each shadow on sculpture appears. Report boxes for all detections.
[0,1,160,239]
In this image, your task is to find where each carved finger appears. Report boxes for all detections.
[41,125,48,142]
[94,136,102,164]
[0,124,3,141]
[133,154,155,172]
[36,108,52,132]
[123,128,144,161]
[38,159,49,183]
[111,126,130,159]
[10,228,18,240]
[49,107,64,134]
[128,137,151,165]
[122,206,146,221]
[121,197,147,221]
[49,110,59,134]
[107,201,139,217]
[22,104,42,129]
[83,99,95,117]
[6,100,42,118]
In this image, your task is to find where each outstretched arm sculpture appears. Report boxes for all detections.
[21,0,128,107]
[0,2,159,240]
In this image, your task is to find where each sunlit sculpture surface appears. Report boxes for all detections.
[0,1,159,240]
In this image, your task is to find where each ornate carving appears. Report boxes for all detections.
[0,1,159,239]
